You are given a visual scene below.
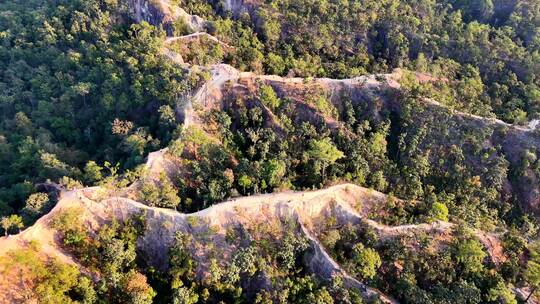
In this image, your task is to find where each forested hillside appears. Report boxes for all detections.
[0,0,201,221]
[1,0,540,303]
[178,0,540,122]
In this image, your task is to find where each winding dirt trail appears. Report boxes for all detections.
[169,53,539,134]
[0,174,508,304]
[160,21,539,135]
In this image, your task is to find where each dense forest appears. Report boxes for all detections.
[0,0,203,222]
[176,0,540,123]
[1,0,540,303]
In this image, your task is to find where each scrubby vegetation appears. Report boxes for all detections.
[318,220,522,303]
[155,220,348,303]
[43,209,367,303]
[159,81,538,235]
[0,241,95,303]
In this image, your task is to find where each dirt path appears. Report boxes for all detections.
[0,190,83,266]
[153,0,540,134]
[138,148,508,266]
[0,174,514,303]
[424,97,538,133]
[169,54,539,134]
[0,182,399,302]
[0,1,529,301]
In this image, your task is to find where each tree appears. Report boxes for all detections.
[329,276,364,304]
[415,52,429,72]
[258,8,281,45]
[158,173,181,209]
[453,0,494,22]
[1,215,24,236]
[307,138,344,179]
[75,277,97,304]
[36,258,83,304]
[138,174,180,209]
[172,286,199,304]
[169,232,197,289]
[21,192,51,222]
[351,243,381,280]
[39,151,74,180]
[121,270,156,304]
[96,221,138,291]
[369,170,388,192]
[259,84,281,110]
[286,275,335,304]
[525,241,540,301]
[277,232,309,270]
[238,175,253,194]
[453,238,487,274]
[262,159,286,189]
[231,246,259,277]
[158,105,176,132]
[71,82,92,107]
[122,133,150,157]
[1,244,86,303]
[83,161,104,185]
[139,181,160,206]
[265,53,286,75]
[205,258,224,288]
[487,281,517,304]
[428,202,449,222]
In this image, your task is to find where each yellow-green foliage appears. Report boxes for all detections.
[351,243,382,280]
[258,84,281,110]
[307,94,337,118]
[186,216,200,227]
[169,36,225,66]
[0,242,86,303]
[51,207,85,233]
[51,207,93,259]
[183,126,214,146]
[138,173,181,209]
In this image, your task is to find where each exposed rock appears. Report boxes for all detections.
[129,0,207,35]
[223,0,250,17]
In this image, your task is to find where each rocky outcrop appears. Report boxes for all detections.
[129,0,206,35]
[223,0,251,17]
